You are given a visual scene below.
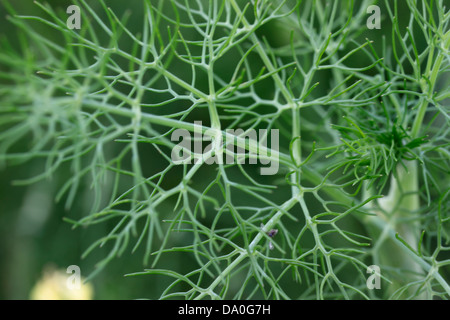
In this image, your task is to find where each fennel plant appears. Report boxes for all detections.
[0,0,449,299]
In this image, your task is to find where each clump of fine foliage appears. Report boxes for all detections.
[0,0,449,299]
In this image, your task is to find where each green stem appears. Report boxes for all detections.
[365,161,426,298]
[229,0,302,198]
[194,196,299,299]
[411,30,450,138]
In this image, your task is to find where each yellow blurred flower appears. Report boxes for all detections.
[30,266,94,300]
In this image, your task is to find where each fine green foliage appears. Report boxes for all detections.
[0,0,449,299]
